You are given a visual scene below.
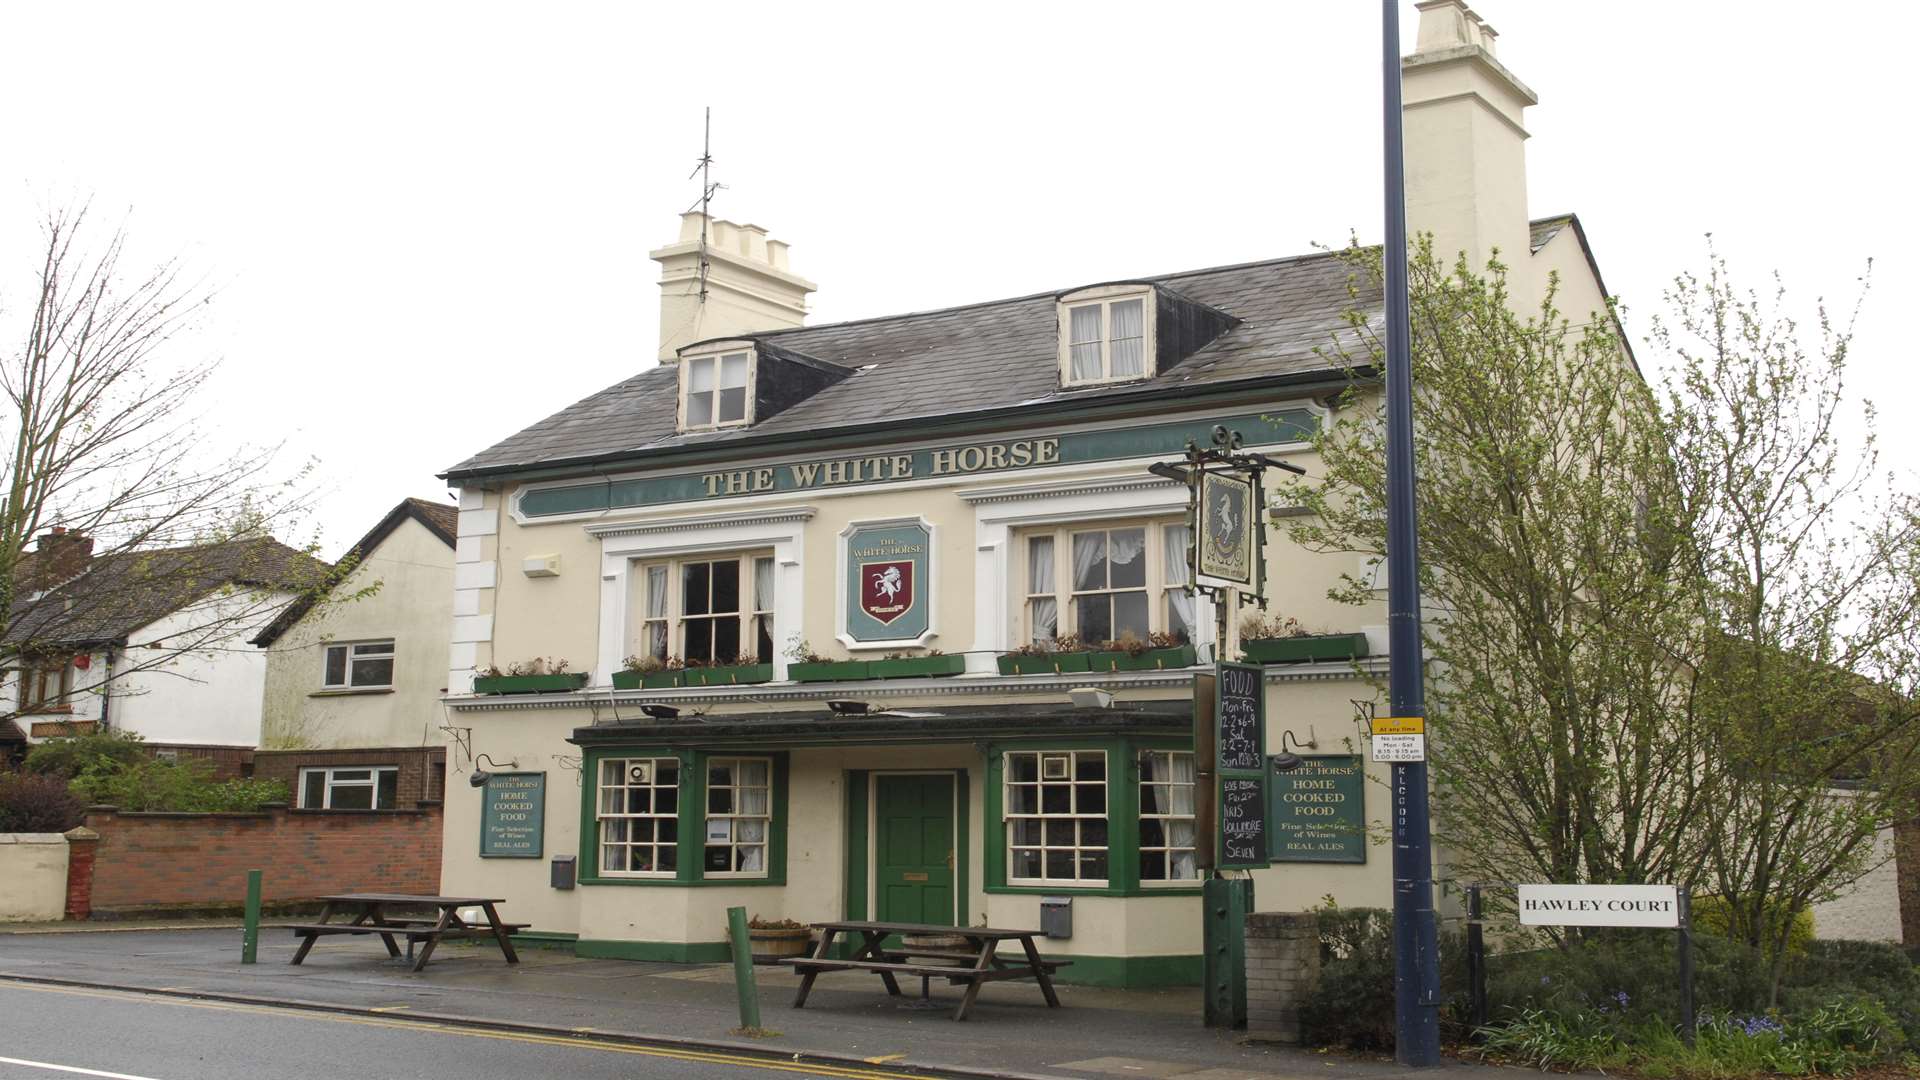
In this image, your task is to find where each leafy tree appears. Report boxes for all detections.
[1283,239,1713,891]
[1,204,341,726]
[1659,250,1920,988]
[22,727,148,780]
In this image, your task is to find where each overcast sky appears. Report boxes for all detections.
[4,1,1912,556]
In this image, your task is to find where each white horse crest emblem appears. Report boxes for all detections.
[859,559,915,624]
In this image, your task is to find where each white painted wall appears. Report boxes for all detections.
[111,589,295,747]
[0,834,70,921]
[260,516,454,749]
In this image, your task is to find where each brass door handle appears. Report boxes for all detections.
[946,849,955,870]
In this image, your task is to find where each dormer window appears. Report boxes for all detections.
[1059,286,1156,387]
[679,346,754,431]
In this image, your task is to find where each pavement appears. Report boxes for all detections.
[0,921,1515,1080]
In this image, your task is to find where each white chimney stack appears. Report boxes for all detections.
[1402,0,1537,287]
[649,212,817,363]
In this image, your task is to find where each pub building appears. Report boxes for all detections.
[438,2,1612,986]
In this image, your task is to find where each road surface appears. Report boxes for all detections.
[0,979,930,1080]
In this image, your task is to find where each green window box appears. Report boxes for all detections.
[1086,645,1197,673]
[611,670,683,690]
[995,651,1095,676]
[788,660,872,683]
[684,663,773,687]
[867,654,966,679]
[1241,633,1370,664]
[472,673,590,695]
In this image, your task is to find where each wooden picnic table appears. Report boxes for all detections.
[777,920,1068,1021]
[283,893,524,972]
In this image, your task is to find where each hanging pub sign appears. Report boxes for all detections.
[1196,469,1259,590]
[1268,754,1367,863]
[480,772,545,858]
[842,520,932,645]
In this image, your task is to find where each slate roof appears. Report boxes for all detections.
[250,497,459,647]
[1530,214,1573,253]
[443,249,1383,480]
[4,536,332,650]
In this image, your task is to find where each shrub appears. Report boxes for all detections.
[23,729,148,781]
[1693,893,1816,956]
[1298,905,1470,1051]
[69,758,288,813]
[0,771,85,831]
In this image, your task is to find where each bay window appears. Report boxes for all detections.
[635,552,775,665]
[1021,522,1193,646]
[1005,749,1108,885]
[597,756,680,876]
[1139,751,1199,882]
[703,757,771,875]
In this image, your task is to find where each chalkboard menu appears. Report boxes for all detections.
[1215,662,1265,770]
[1269,755,1367,863]
[1219,775,1269,867]
[480,772,545,858]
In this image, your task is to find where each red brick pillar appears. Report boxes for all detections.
[63,825,101,921]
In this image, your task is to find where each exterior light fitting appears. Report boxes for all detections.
[640,703,680,719]
[1067,687,1113,710]
[1271,731,1314,773]
[826,700,872,715]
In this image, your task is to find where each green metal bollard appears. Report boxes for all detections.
[726,905,762,1031]
[241,868,263,964]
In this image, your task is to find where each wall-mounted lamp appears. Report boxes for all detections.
[1066,687,1113,710]
[1271,731,1317,773]
[468,752,518,788]
[639,703,680,719]
[826,700,873,715]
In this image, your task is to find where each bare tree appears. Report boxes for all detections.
[0,204,342,730]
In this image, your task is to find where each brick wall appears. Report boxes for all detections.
[251,746,445,807]
[79,803,441,915]
[1244,912,1321,1044]
[141,743,255,780]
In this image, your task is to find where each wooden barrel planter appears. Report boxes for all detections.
[746,926,814,962]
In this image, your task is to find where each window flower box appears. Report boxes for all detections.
[867,654,966,680]
[612,669,683,690]
[683,663,773,687]
[1242,633,1371,665]
[1087,644,1197,673]
[472,672,590,695]
[995,651,1094,676]
[788,660,873,683]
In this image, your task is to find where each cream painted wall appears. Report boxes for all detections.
[260,516,454,749]
[0,834,71,921]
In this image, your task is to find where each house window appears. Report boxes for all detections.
[1005,750,1108,885]
[1139,751,1199,882]
[681,349,753,430]
[636,553,775,666]
[322,640,394,689]
[17,657,72,713]
[1060,290,1153,386]
[704,757,771,875]
[299,766,398,810]
[1022,523,1193,646]
[597,757,680,876]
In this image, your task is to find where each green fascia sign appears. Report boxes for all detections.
[1268,755,1366,864]
[519,408,1318,518]
[481,772,545,859]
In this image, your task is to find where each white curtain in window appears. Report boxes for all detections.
[1070,304,1103,381]
[1109,299,1145,376]
[1163,525,1195,637]
[738,761,770,815]
[645,565,669,658]
[1169,753,1197,878]
[1107,528,1145,574]
[753,557,774,613]
[1072,532,1106,592]
[1028,536,1057,642]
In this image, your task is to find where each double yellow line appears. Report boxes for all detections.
[0,980,928,1080]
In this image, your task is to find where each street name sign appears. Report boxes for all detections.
[1517,884,1681,928]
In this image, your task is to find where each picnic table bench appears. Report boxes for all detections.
[282,893,523,972]
[778,920,1068,1021]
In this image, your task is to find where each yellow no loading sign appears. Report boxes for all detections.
[1371,716,1426,736]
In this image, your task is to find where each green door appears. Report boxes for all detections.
[875,774,955,926]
